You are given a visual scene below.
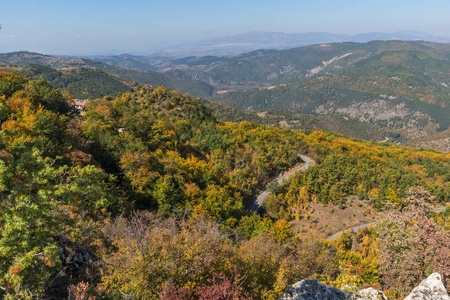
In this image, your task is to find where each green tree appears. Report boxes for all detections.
[0,148,110,298]
[28,80,75,116]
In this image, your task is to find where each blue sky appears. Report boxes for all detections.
[1,0,449,55]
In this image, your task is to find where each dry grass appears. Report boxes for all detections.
[291,196,378,240]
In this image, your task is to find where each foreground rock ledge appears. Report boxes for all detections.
[278,279,355,300]
[278,273,449,300]
[404,273,450,300]
[277,279,387,300]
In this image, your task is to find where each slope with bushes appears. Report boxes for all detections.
[0,71,448,299]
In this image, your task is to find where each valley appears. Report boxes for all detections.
[0,38,449,299]
[3,40,449,149]
[3,0,450,298]
[57,39,450,149]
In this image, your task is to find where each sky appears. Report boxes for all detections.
[1,0,450,55]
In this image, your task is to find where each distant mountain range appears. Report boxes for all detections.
[76,30,450,77]
[147,30,450,57]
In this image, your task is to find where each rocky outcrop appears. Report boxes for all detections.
[278,273,449,300]
[358,287,389,300]
[278,279,355,300]
[277,279,390,300]
[404,273,450,300]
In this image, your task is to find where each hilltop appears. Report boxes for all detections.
[0,51,215,98]
[20,64,133,99]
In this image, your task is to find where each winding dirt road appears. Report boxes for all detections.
[251,155,315,212]
[250,153,447,239]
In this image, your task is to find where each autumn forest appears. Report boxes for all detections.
[0,68,448,300]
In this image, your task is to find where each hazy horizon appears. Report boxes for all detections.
[1,0,450,55]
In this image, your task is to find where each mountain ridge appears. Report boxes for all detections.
[147,30,450,57]
[0,51,215,98]
[207,41,450,141]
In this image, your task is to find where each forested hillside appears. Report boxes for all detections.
[92,40,450,144]
[0,52,401,144]
[159,40,450,88]
[88,53,159,71]
[202,99,391,142]
[213,41,450,140]
[0,71,448,299]
[0,51,215,97]
[2,42,449,144]
[21,64,132,99]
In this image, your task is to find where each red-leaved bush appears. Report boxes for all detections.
[161,269,253,300]
[378,187,450,297]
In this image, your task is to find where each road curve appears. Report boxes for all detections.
[251,154,315,212]
[327,222,377,241]
[327,206,448,241]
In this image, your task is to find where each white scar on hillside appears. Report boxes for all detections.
[308,53,353,76]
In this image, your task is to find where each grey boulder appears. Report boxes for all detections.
[404,273,450,300]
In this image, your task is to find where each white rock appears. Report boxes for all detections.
[359,287,389,300]
[404,273,450,300]
[278,279,356,300]
[278,273,449,300]
[278,279,392,300]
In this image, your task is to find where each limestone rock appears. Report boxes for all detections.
[359,287,389,300]
[278,273,449,300]
[404,273,450,300]
[278,279,356,300]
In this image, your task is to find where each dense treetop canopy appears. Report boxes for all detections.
[0,71,448,299]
